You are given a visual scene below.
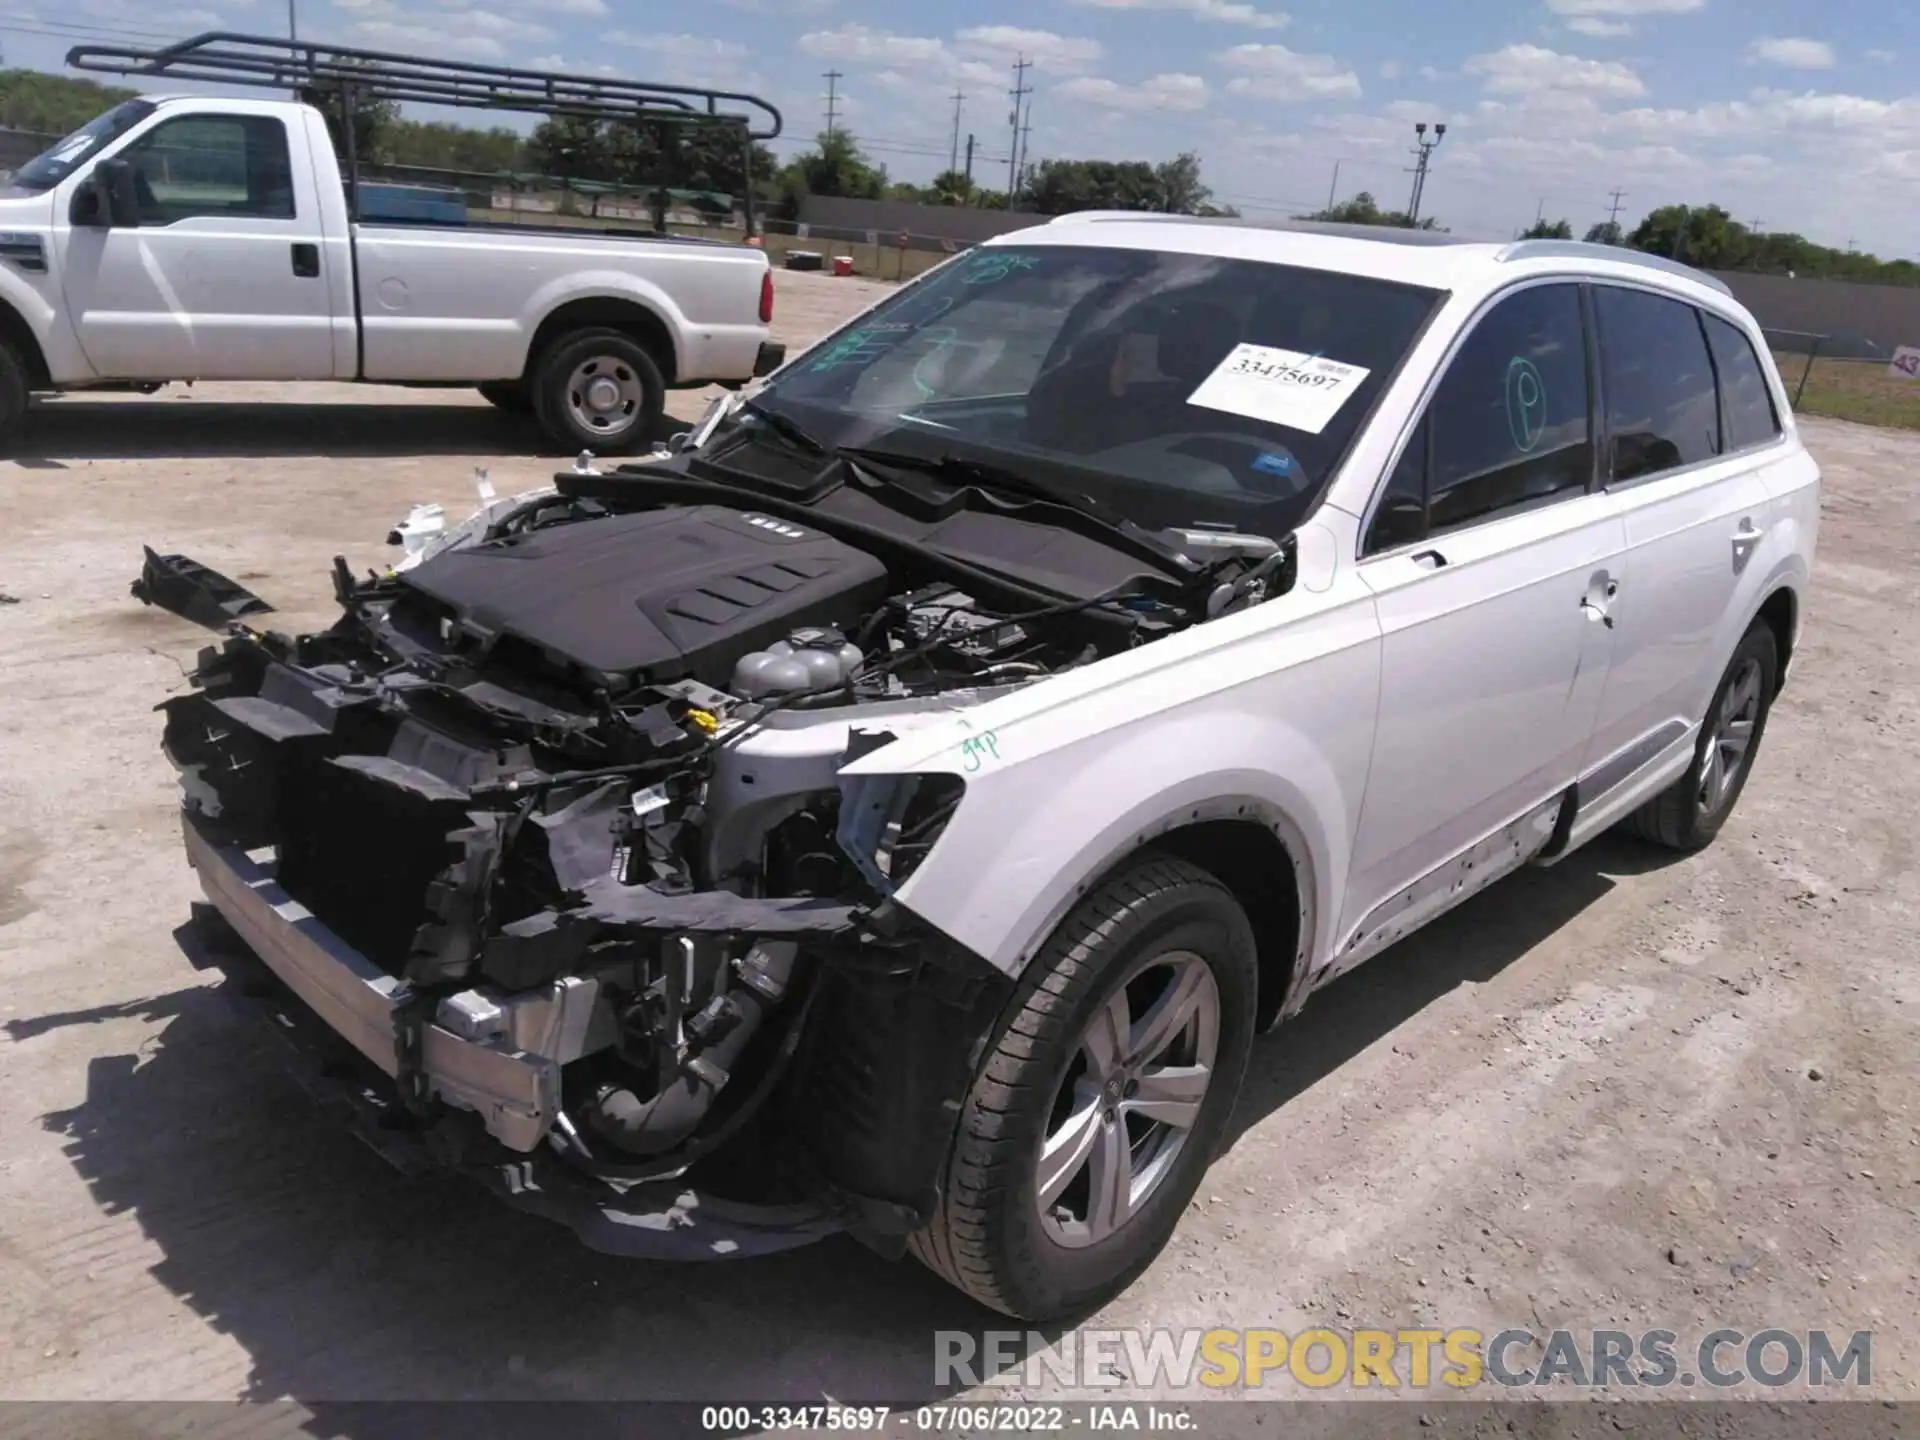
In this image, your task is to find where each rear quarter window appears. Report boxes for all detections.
[1703,312,1783,452]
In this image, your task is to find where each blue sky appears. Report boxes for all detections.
[3,0,1917,256]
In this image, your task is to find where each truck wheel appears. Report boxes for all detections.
[1628,621,1779,851]
[476,381,532,414]
[0,337,30,449]
[532,328,665,455]
[909,855,1257,1320]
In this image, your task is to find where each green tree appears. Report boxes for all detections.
[1017,154,1223,216]
[1584,219,1624,245]
[1521,217,1573,239]
[0,70,135,133]
[1627,202,1736,266]
[300,62,402,167]
[1302,190,1438,230]
[775,129,886,215]
[928,168,974,205]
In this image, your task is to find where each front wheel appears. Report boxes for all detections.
[909,854,1257,1320]
[0,337,30,451]
[1627,621,1779,851]
[531,327,665,455]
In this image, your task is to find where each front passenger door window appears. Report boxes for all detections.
[1366,283,1592,552]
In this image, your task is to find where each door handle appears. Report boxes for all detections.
[1731,518,1761,567]
[1410,548,1447,570]
[291,242,320,278]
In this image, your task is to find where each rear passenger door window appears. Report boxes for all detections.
[1594,286,1720,483]
[1364,282,1592,552]
[1703,313,1783,452]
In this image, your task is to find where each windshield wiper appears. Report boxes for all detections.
[738,398,826,456]
[840,444,1199,575]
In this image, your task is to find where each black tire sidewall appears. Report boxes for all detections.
[976,871,1258,1316]
[1680,624,1780,846]
[0,340,29,448]
[533,329,665,455]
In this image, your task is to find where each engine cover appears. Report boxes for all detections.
[397,505,889,688]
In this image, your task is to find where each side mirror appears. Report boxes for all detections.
[73,158,140,228]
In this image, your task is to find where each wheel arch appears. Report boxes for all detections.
[0,295,54,389]
[997,796,1320,1036]
[1754,582,1798,697]
[523,293,679,385]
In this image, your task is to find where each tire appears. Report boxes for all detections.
[909,854,1258,1320]
[530,327,665,455]
[0,337,30,450]
[1627,621,1779,851]
[476,380,532,414]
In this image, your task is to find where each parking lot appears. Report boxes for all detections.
[0,269,1915,1409]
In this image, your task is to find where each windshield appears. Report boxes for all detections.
[9,100,156,193]
[753,242,1444,537]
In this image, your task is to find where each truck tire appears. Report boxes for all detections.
[1627,621,1779,851]
[531,328,665,455]
[909,854,1257,1320]
[476,380,532,414]
[0,337,30,449]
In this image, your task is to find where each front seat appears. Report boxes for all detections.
[1025,297,1240,453]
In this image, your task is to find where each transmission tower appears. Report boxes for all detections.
[823,69,842,138]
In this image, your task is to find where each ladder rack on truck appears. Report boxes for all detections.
[65,31,783,234]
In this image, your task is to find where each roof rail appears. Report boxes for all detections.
[1496,239,1732,296]
[64,31,782,139]
[1044,211,1476,248]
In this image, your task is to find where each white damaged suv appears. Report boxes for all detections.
[161,214,1817,1321]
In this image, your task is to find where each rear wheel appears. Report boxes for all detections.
[909,854,1257,1320]
[1628,621,1779,851]
[531,327,665,455]
[476,380,532,413]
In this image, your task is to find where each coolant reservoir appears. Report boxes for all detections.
[731,627,864,699]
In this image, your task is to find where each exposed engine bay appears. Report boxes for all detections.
[155,446,1298,1252]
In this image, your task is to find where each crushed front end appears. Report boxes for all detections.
[152,473,1205,1257]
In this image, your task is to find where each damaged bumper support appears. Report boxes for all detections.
[183,811,856,1257]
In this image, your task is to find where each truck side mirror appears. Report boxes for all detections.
[72,158,141,229]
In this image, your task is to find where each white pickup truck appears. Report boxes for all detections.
[0,92,783,451]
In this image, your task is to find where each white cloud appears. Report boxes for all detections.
[1748,37,1837,70]
[1545,0,1701,13]
[1055,72,1210,111]
[347,18,513,58]
[1566,17,1633,37]
[1865,48,1897,62]
[1380,60,1403,80]
[540,0,609,14]
[720,0,832,11]
[608,33,750,60]
[1464,43,1645,97]
[1219,43,1362,100]
[799,25,949,68]
[1067,0,1288,29]
[1418,64,1446,81]
[955,26,1104,74]
[81,0,225,22]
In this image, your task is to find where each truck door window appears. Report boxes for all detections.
[120,115,296,224]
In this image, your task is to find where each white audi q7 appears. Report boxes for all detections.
[161,213,1818,1321]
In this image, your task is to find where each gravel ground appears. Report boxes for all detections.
[0,272,1914,1416]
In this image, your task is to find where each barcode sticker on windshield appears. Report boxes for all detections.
[1186,344,1371,435]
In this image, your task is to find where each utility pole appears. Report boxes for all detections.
[964,133,976,186]
[1606,187,1627,226]
[948,89,965,173]
[1326,159,1339,211]
[288,0,298,40]
[1017,98,1033,194]
[1405,121,1444,225]
[823,70,842,139]
[1007,55,1031,203]
[1746,217,1764,235]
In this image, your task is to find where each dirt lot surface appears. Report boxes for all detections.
[0,271,1915,1417]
